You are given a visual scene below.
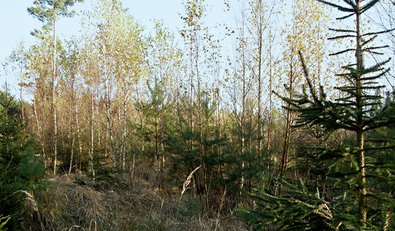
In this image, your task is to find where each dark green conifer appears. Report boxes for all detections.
[0,92,45,230]
[278,0,394,228]
[243,1,394,230]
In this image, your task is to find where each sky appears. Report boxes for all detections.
[0,0,212,96]
[3,1,392,99]
[0,0,188,58]
[0,0,241,97]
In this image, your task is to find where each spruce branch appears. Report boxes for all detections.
[361,68,391,81]
[318,0,354,12]
[362,35,377,46]
[363,45,389,51]
[343,0,356,9]
[328,35,356,40]
[362,58,391,74]
[329,48,356,56]
[329,28,356,33]
[337,12,355,20]
[361,0,380,13]
[362,28,395,37]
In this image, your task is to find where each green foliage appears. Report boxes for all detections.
[28,0,84,23]
[0,92,45,229]
[17,153,45,180]
[163,93,238,210]
[239,178,333,230]
[249,0,395,229]
[28,0,84,38]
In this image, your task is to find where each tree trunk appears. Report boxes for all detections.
[121,89,127,171]
[33,99,46,164]
[355,2,367,226]
[279,62,294,179]
[52,0,58,176]
[267,28,273,152]
[89,91,95,176]
[256,0,263,155]
[69,124,75,174]
[105,80,117,169]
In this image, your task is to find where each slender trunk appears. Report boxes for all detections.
[240,15,247,192]
[257,0,263,155]
[355,2,367,225]
[105,80,116,169]
[89,91,95,176]
[357,130,367,225]
[69,124,75,174]
[267,29,273,152]
[279,62,294,179]
[20,88,25,124]
[69,83,76,174]
[76,97,82,171]
[117,106,121,166]
[155,113,159,173]
[97,90,101,149]
[189,26,194,151]
[122,89,127,170]
[52,1,58,176]
[33,99,46,163]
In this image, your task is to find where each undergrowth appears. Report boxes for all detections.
[25,173,246,231]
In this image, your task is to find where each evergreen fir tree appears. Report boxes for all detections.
[278,0,395,228]
[0,92,45,230]
[243,0,395,230]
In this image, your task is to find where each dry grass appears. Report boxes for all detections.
[29,174,246,231]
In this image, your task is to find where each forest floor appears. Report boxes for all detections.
[25,173,246,231]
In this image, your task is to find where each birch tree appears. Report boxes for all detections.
[28,0,83,175]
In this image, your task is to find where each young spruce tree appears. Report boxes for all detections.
[242,0,395,230]
[279,0,394,229]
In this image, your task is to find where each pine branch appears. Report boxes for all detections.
[343,0,356,9]
[335,103,356,107]
[335,86,357,96]
[361,95,383,100]
[335,96,356,102]
[328,35,356,40]
[336,73,354,84]
[360,68,391,81]
[364,145,395,151]
[363,45,389,51]
[362,35,377,46]
[329,48,355,56]
[361,80,380,86]
[318,0,355,12]
[364,51,384,55]
[362,28,395,37]
[329,28,356,33]
[337,12,355,20]
[365,121,394,131]
[360,85,386,90]
[361,0,381,13]
[342,63,357,68]
[363,58,391,74]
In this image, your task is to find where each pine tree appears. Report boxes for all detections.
[278,0,394,228]
[242,0,394,229]
[0,92,45,230]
